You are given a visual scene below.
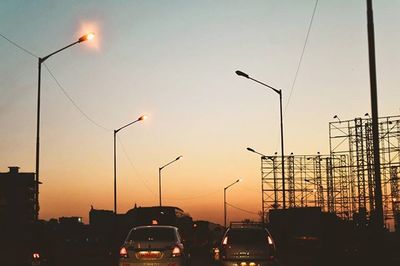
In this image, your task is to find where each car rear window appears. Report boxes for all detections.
[226,229,268,245]
[128,227,177,242]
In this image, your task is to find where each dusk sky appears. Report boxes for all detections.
[1,0,399,225]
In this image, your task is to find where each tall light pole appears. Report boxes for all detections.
[236,70,286,209]
[367,0,384,231]
[159,156,182,206]
[114,115,147,214]
[224,178,242,228]
[35,32,95,220]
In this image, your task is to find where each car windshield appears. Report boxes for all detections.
[128,227,177,242]
[227,229,267,245]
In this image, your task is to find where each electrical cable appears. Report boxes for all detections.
[285,0,319,114]
[0,32,111,132]
[43,63,112,131]
[117,136,158,196]
[225,202,259,215]
[0,32,38,58]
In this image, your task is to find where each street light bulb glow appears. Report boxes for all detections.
[78,32,95,42]
[238,178,243,183]
[87,32,95,41]
[138,115,147,121]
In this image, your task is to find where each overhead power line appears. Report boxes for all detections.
[285,0,319,113]
[118,137,221,201]
[1,32,110,131]
[43,64,111,131]
[117,136,157,196]
[226,202,259,215]
[0,32,38,58]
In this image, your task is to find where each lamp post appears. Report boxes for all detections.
[236,70,286,209]
[159,156,182,206]
[247,147,279,209]
[247,147,277,223]
[114,115,147,214]
[224,178,242,228]
[333,115,341,123]
[35,33,95,220]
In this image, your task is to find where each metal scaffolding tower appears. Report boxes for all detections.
[258,115,400,231]
[261,154,331,220]
[329,115,400,229]
[390,166,400,231]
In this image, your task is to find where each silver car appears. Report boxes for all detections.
[119,225,188,266]
[215,223,278,266]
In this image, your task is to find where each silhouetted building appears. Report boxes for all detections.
[89,206,114,228]
[59,216,83,225]
[0,166,38,225]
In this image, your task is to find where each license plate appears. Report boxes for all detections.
[137,251,162,260]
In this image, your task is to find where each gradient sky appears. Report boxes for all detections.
[1,0,399,225]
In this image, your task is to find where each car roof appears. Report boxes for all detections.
[225,226,270,236]
[132,225,178,230]
[227,227,267,232]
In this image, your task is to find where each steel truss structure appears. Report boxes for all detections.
[260,115,400,231]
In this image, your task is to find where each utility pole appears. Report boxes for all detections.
[366,0,384,231]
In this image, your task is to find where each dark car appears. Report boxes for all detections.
[119,225,190,266]
[214,222,278,266]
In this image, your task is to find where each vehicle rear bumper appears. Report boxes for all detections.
[119,258,185,266]
[220,260,277,266]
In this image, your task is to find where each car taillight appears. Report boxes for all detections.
[213,247,220,260]
[222,236,228,245]
[267,235,276,261]
[172,246,182,257]
[267,236,274,245]
[120,247,128,258]
[32,253,40,259]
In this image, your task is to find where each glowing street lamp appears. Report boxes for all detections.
[34,32,95,220]
[224,178,242,228]
[114,115,147,214]
[159,156,183,206]
[79,32,95,42]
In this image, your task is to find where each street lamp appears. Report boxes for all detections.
[333,115,341,123]
[224,178,242,228]
[247,147,278,218]
[114,115,147,214]
[35,32,95,220]
[159,156,183,206]
[246,147,267,158]
[236,70,286,209]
